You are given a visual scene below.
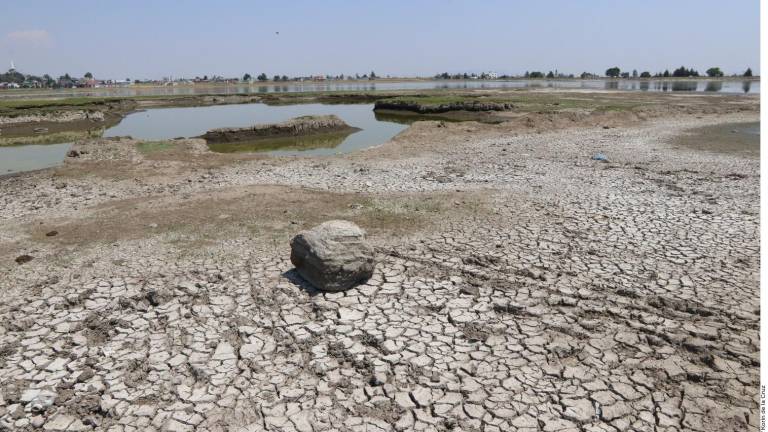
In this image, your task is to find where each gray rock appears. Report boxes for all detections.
[290,220,375,291]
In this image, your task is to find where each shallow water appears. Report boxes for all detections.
[104,103,408,156]
[675,121,760,158]
[738,123,760,135]
[0,79,759,100]
[0,104,408,174]
[0,142,72,175]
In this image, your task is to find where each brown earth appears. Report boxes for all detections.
[199,115,360,144]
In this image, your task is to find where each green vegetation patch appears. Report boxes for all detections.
[0,129,104,147]
[377,93,646,114]
[207,130,354,153]
[0,97,126,119]
[136,140,176,154]
[0,97,112,110]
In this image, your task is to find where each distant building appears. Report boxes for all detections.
[79,78,97,88]
[22,79,43,88]
[485,72,498,79]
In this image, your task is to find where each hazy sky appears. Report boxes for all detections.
[0,0,760,79]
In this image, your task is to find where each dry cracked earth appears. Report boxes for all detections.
[0,105,760,432]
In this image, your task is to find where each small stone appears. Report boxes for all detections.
[31,416,45,428]
[77,367,95,383]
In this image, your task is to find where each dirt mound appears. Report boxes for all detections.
[199,115,360,144]
[374,99,514,114]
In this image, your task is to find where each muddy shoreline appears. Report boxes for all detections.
[0,89,759,146]
[374,98,514,113]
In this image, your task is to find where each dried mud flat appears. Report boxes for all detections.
[0,95,760,432]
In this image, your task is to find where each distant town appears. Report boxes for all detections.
[0,61,756,90]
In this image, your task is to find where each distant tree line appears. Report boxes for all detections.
[523,71,575,79]
[0,69,61,87]
[0,69,115,88]
[237,71,380,82]
[1,63,758,91]
[602,66,753,79]
[431,67,756,80]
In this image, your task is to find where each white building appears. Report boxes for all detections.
[485,71,498,79]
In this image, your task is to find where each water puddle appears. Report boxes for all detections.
[674,122,760,158]
[104,103,407,156]
[0,142,73,175]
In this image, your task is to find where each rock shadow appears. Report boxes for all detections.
[282,269,322,297]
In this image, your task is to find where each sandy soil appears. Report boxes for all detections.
[0,92,760,432]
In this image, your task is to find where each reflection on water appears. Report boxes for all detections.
[372,111,421,125]
[373,110,463,125]
[740,122,760,135]
[207,130,357,154]
[1,79,759,100]
[705,81,723,92]
[0,142,72,174]
[672,81,698,92]
[105,103,408,156]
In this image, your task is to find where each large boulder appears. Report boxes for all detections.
[290,220,375,291]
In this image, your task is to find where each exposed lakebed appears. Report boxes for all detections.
[1,103,408,173]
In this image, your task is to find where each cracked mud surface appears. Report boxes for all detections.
[0,98,760,431]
